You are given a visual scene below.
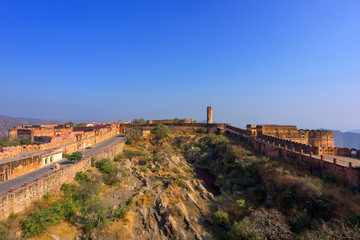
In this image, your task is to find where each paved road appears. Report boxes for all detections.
[0,134,124,197]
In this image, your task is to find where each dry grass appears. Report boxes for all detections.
[29,220,80,240]
[102,211,135,240]
[136,192,154,206]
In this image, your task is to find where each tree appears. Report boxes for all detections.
[154,124,170,139]
[132,118,146,124]
[173,118,180,123]
[64,121,74,127]
[68,152,83,161]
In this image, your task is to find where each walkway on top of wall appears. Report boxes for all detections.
[255,138,360,168]
[230,129,360,169]
[0,134,124,197]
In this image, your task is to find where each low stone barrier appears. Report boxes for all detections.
[0,139,124,220]
[225,126,360,189]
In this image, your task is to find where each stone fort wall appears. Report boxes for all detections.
[0,126,119,160]
[0,139,125,220]
[119,123,227,134]
[226,125,360,189]
[247,125,335,148]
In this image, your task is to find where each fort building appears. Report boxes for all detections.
[124,128,151,137]
[246,124,335,148]
[146,119,193,124]
[0,148,63,182]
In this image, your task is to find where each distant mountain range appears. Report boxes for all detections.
[349,129,360,134]
[333,130,360,149]
[0,115,60,138]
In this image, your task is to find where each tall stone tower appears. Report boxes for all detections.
[207,105,213,124]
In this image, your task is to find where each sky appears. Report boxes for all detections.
[0,0,359,131]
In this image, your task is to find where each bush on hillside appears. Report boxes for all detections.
[75,172,90,184]
[154,124,170,139]
[95,158,118,185]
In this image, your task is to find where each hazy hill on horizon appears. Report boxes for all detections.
[333,130,360,149]
[0,115,60,138]
[349,129,360,134]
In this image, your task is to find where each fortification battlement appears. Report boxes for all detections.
[225,125,360,189]
[1,125,119,161]
[247,124,334,149]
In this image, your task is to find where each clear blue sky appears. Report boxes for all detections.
[0,1,359,131]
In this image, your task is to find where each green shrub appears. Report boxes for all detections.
[213,210,229,226]
[276,187,299,213]
[80,198,107,235]
[253,186,267,205]
[96,158,116,176]
[154,124,170,139]
[95,158,118,185]
[85,146,92,149]
[21,204,63,237]
[174,179,186,188]
[20,138,33,145]
[83,221,97,235]
[75,171,90,184]
[75,183,101,202]
[228,219,262,240]
[236,199,246,208]
[197,127,208,133]
[293,212,312,233]
[125,136,134,145]
[43,193,51,200]
[127,198,135,207]
[8,212,19,220]
[140,165,148,172]
[321,170,337,184]
[112,208,129,219]
[68,152,83,161]
[307,199,331,220]
[116,150,136,160]
[0,222,9,240]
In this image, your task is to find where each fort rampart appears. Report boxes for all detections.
[0,128,119,183]
[225,125,360,189]
[119,123,227,134]
[0,126,119,160]
[0,139,124,220]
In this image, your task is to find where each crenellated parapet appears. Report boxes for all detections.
[224,124,360,189]
[247,125,335,149]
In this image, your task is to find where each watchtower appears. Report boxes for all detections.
[207,105,213,124]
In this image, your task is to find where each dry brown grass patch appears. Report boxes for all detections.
[136,192,154,206]
[102,211,134,240]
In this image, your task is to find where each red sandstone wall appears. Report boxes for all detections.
[0,140,125,220]
[0,128,119,160]
[119,123,227,134]
[225,126,360,189]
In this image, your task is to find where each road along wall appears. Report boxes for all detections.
[0,129,119,183]
[225,125,360,189]
[0,148,63,182]
[0,126,119,160]
[0,139,124,220]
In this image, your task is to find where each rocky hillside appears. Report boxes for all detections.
[0,115,60,138]
[1,130,360,240]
